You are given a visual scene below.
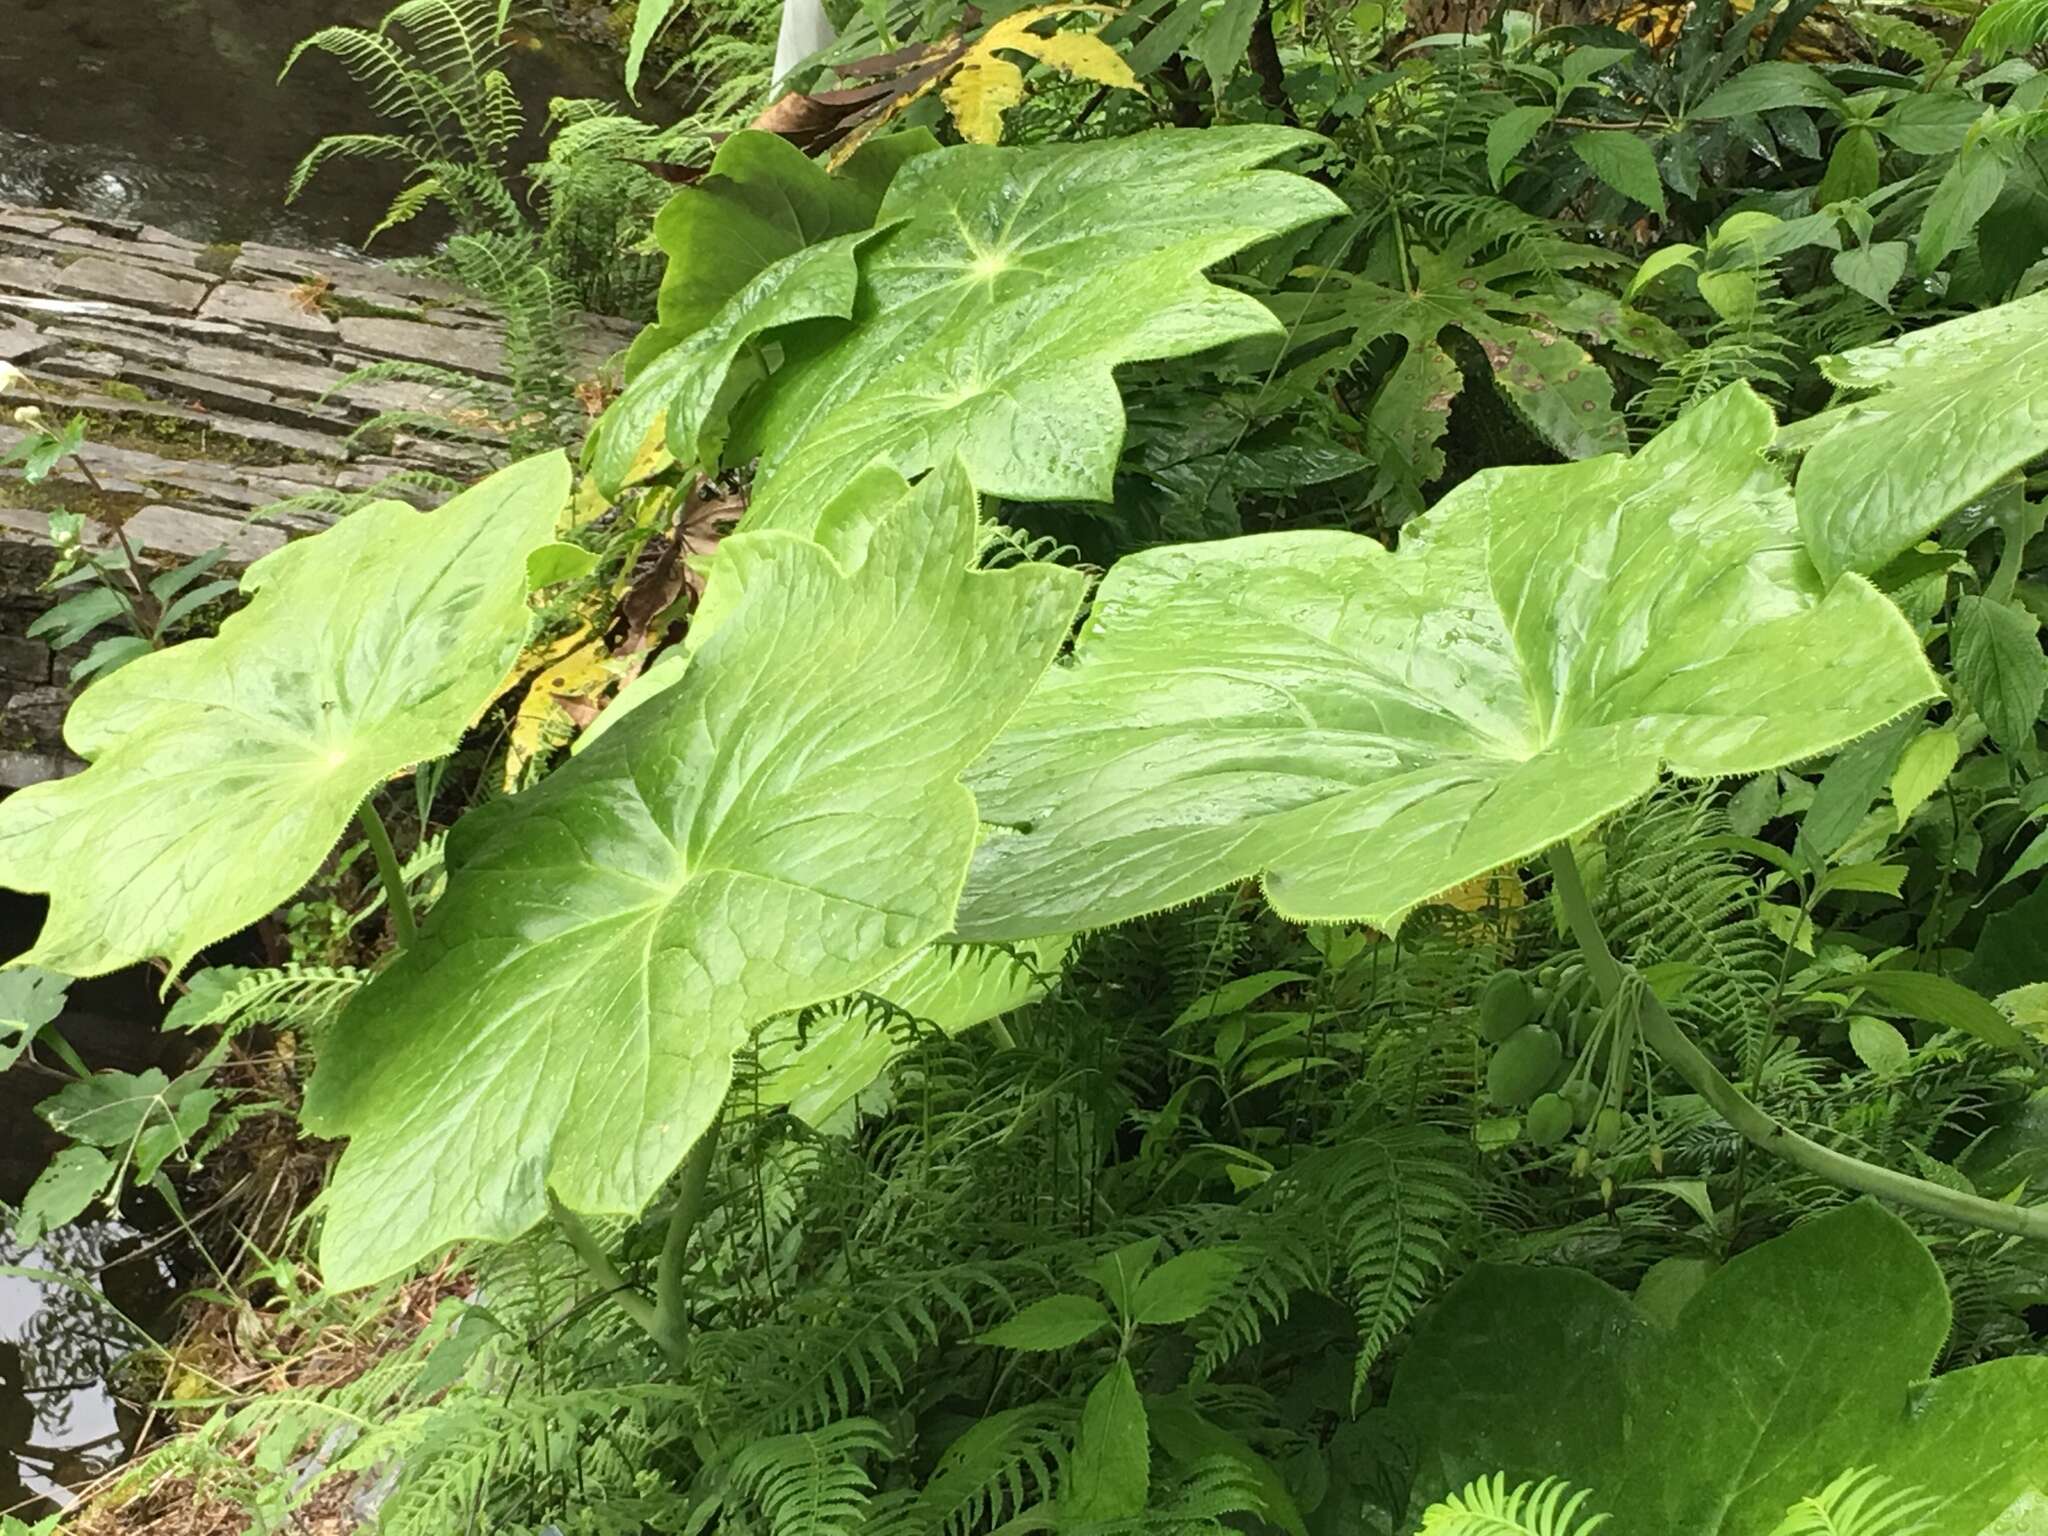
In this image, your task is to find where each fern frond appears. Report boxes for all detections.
[284,132,420,203]
[1769,1467,1940,1536]
[695,1262,1023,1431]
[166,963,365,1041]
[1288,1127,1471,1400]
[366,175,447,244]
[728,1418,891,1536]
[1190,1210,1319,1378]
[888,1405,1069,1536]
[382,0,518,88]
[1420,1474,1610,1536]
[1963,0,2048,64]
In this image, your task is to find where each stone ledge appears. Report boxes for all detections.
[0,201,631,782]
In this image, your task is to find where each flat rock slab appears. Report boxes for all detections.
[0,200,631,783]
[198,281,339,339]
[339,315,510,379]
[52,255,213,315]
[0,320,49,363]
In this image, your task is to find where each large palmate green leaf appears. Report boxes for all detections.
[630,130,936,372]
[1268,240,1679,494]
[302,468,1084,1289]
[592,131,936,494]
[0,453,570,978]
[634,128,1333,529]
[1788,289,2048,582]
[954,386,1938,940]
[1387,1201,2048,1533]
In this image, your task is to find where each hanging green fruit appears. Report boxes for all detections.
[1478,969,1537,1043]
[1525,1092,1574,1147]
[1487,1025,1563,1108]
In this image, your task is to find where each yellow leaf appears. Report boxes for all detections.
[1434,867,1527,918]
[944,53,1030,145]
[940,5,1140,146]
[619,410,675,492]
[1011,25,1140,90]
[504,630,617,790]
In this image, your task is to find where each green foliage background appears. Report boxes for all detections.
[7,0,2048,1533]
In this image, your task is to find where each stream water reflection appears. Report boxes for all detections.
[2,905,199,1516]
[0,0,628,248]
[1,1222,170,1514]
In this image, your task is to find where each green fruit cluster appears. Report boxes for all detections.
[1476,966,1603,1152]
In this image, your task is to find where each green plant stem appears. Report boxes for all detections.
[1547,843,2048,1242]
[1990,521,2030,606]
[356,800,417,949]
[40,1026,92,1080]
[649,1116,721,1362]
[548,1194,666,1348]
[545,1118,719,1370]
[57,437,160,632]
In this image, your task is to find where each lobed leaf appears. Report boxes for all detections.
[733,128,1346,527]
[956,386,1938,939]
[1389,1202,2048,1533]
[591,130,934,494]
[302,465,1085,1288]
[1787,290,2048,582]
[0,453,571,978]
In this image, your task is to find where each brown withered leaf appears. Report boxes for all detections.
[607,484,746,655]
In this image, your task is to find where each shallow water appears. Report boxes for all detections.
[0,904,186,1516]
[1,1222,174,1514]
[0,0,630,249]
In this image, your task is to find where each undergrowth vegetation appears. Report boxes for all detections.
[8,0,2048,1532]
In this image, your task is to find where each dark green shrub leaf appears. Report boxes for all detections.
[1890,725,1958,825]
[0,967,68,1071]
[1953,594,2046,751]
[1816,126,1880,206]
[1067,1361,1150,1520]
[1196,0,1260,84]
[1571,132,1667,215]
[13,1146,113,1248]
[1849,1015,1912,1075]
[1487,105,1554,187]
[1830,241,1907,310]
[1692,61,1842,118]
[1131,1250,1243,1326]
[1848,969,2024,1055]
[1918,135,2012,276]
[1799,718,1913,861]
[1389,1201,2048,1531]
[977,1294,1114,1350]
[1876,90,1984,154]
